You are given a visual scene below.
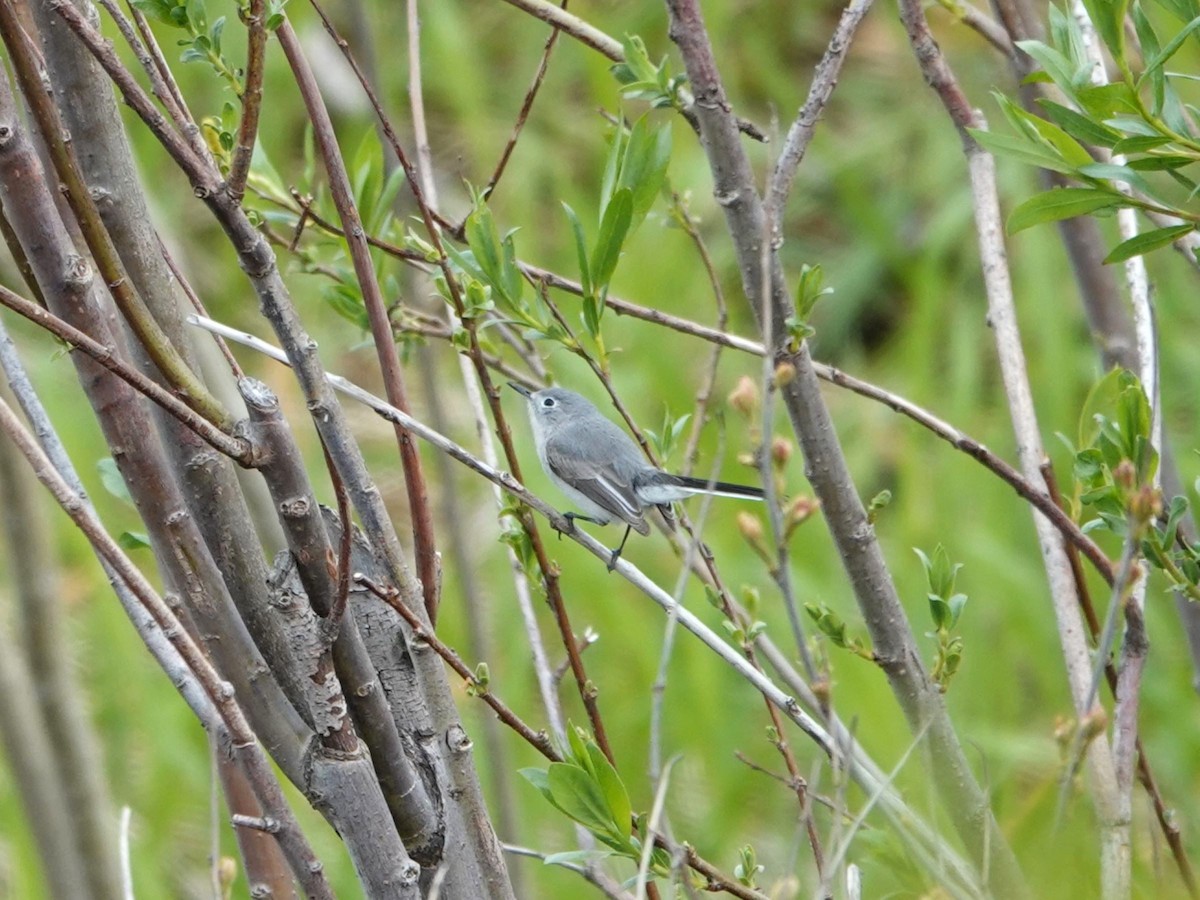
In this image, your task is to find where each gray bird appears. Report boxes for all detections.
[510,383,765,569]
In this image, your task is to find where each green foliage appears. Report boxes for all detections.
[564,113,672,351]
[1067,368,1159,534]
[785,263,834,343]
[520,725,671,880]
[734,844,765,888]
[804,602,874,660]
[610,34,689,110]
[976,3,1200,261]
[133,0,241,92]
[914,545,967,689]
[466,662,490,697]
[866,488,893,524]
[644,408,691,462]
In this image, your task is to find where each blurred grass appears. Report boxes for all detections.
[1,0,1199,896]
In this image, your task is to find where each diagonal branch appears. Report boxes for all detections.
[661,0,1026,891]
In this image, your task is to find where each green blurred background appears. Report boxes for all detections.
[1,0,1198,896]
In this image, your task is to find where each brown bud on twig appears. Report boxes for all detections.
[727,375,759,418]
[737,511,774,567]
[773,361,796,388]
[737,510,764,543]
[771,436,792,469]
[785,496,821,539]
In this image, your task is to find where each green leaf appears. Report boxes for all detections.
[562,203,593,299]
[1133,6,1166,111]
[210,16,225,56]
[586,743,632,838]
[1110,134,1174,153]
[1103,223,1194,263]
[118,531,151,550]
[1007,188,1123,233]
[1149,0,1200,22]
[519,766,557,805]
[97,457,134,505]
[1078,162,1154,194]
[1077,0,1131,56]
[967,128,1078,174]
[599,127,626,218]
[566,724,590,770]
[591,188,633,290]
[1078,83,1141,120]
[1140,14,1200,85]
[1037,100,1122,148]
[993,93,1095,166]
[1079,369,1133,449]
[185,0,206,33]
[547,763,618,835]
[616,115,672,232]
[1015,40,1084,97]
[1126,154,1194,170]
[1049,4,1091,73]
[131,0,177,26]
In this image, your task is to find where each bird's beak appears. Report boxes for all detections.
[507,381,532,398]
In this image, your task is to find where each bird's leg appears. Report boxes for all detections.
[606,525,633,572]
[558,511,604,539]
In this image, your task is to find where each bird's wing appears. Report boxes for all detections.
[544,435,650,534]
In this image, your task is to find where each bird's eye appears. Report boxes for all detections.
[542,397,556,408]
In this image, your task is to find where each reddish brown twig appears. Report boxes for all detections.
[226,0,267,202]
[277,21,441,625]
[0,285,252,465]
[357,574,560,761]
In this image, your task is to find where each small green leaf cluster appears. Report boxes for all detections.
[466,662,490,698]
[247,133,412,341]
[733,844,765,889]
[200,101,240,171]
[866,488,892,524]
[643,408,691,462]
[1141,495,1200,597]
[1066,368,1159,535]
[498,515,536,572]
[804,602,874,660]
[610,35,688,111]
[563,113,672,355]
[914,545,967,690]
[973,3,1200,262]
[784,264,834,344]
[520,726,671,880]
[132,0,256,93]
[1066,372,1200,597]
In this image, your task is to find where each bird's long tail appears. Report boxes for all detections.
[634,471,765,504]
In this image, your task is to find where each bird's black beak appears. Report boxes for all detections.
[507,381,532,398]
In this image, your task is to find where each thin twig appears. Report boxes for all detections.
[765,0,876,221]
[936,0,1016,56]
[481,1,565,201]
[0,12,230,429]
[503,845,633,899]
[96,0,189,133]
[306,0,617,765]
[227,0,267,201]
[276,20,441,624]
[493,0,766,142]
[357,574,559,760]
[0,285,252,464]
